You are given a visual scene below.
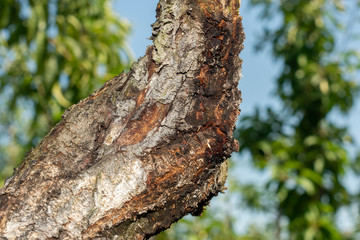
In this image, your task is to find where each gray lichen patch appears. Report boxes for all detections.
[91,157,146,220]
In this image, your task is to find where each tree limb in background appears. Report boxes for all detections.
[0,0,244,238]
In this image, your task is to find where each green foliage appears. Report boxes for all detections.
[234,0,360,238]
[236,0,359,239]
[156,213,241,240]
[158,0,360,239]
[0,0,131,185]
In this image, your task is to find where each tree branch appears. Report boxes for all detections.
[0,0,244,239]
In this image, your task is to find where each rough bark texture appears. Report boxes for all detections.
[0,0,244,239]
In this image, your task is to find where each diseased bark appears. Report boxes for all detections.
[0,0,244,239]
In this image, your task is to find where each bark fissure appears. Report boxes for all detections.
[0,0,244,239]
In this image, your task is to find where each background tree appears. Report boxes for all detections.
[157,0,360,239]
[0,0,131,185]
[235,0,360,238]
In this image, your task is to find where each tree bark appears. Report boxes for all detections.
[0,0,244,239]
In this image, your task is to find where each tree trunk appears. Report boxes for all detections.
[0,0,244,239]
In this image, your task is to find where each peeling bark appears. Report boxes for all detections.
[0,0,244,239]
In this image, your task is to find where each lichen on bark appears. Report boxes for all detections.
[0,0,244,239]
